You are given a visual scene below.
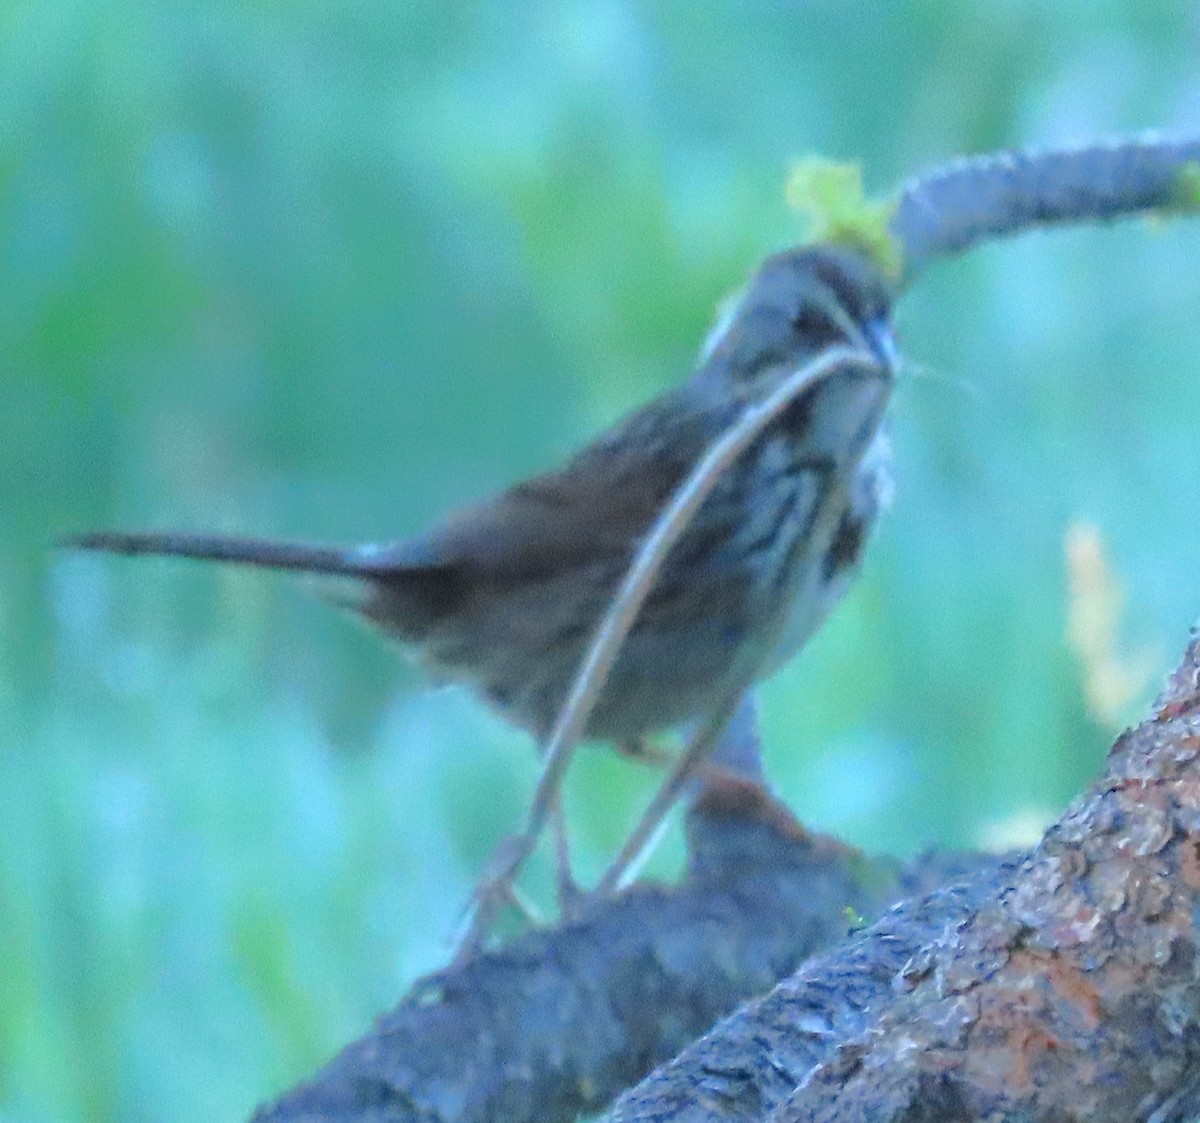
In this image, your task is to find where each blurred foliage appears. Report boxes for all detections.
[784,158,902,277]
[3,2,1200,1120]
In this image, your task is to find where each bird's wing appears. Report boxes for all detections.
[411,384,733,582]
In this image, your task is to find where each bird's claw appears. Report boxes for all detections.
[450,833,538,963]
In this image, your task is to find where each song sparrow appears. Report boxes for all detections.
[60,248,897,945]
[63,243,897,925]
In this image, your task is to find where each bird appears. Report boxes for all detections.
[61,241,897,922]
[63,244,895,740]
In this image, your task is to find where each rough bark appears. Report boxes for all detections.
[611,629,1200,1123]
[250,776,982,1123]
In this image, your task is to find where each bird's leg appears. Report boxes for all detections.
[451,832,537,962]
[550,789,582,915]
[451,793,579,955]
[592,693,740,897]
[452,763,588,960]
[693,690,766,790]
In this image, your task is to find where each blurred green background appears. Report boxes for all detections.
[4,2,1200,1120]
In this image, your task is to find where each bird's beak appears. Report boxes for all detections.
[863,318,899,376]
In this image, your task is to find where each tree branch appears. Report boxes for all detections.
[610,627,1200,1122]
[891,132,1200,284]
[250,776,983,1123]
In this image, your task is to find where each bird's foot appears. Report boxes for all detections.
[450,832,539,964]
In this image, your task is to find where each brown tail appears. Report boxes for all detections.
[58,530,387,578]
[58,529,464,639]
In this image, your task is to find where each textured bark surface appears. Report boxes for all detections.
[250,778,969,1123]
[611,630,1200,1123]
